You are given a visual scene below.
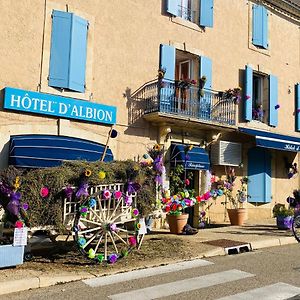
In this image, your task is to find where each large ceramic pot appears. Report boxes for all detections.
[227,208,247,226]
[276,215,293,230]
[167,214,189,234]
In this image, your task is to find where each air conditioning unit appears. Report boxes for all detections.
[211,140,242,166]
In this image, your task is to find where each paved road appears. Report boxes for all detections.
[3,244,300,300]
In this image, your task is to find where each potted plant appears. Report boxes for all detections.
[286,189,300,216]
[273,204,294,230]
[162,190,196,234]
[224,169,249,226]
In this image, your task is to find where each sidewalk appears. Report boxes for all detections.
[0,219,297,296]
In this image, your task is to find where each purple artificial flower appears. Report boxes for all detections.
[155,175,163,185]
[7,192,21,216]
[126,182,141,194]
[110,223,117,232]
[22,203,29,211]
[201,211,206,217]
[76,183,89,199]
[108,253,118,264]
[64,185,74,199]
[125,196,133,206]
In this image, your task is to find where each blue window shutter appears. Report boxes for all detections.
[68,15,88,93]
[296,83,300,131]
[269,74,278,127]
[262,6,268,49]
[248,147,271,203]
[166,0,180,16]
[159,44,175,81]
[49,10,88,93]
[49,10,72,89]
[199,0,214,27]
[252,5,268,49]
[159,44,175,112]
[199,56,212,89]
[244,65,253,121]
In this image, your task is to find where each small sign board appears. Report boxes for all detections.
[13,227,28,246]
[138,218,147,235]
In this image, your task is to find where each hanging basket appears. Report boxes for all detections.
[166,214,189,234]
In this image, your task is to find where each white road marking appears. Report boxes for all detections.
[217,282,300,300]
[108,269,254,300]
[83,259,213,287]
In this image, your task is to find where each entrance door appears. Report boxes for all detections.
[248,147,271,203]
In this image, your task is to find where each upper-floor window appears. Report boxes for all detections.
[165,0,214,28]
[252,4,269,49]
[244,65,278,127]
[48,10,89,93]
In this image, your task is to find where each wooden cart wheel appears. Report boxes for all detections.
[72,190,140,263]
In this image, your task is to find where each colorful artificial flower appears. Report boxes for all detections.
[84,169,92,177]
[103,189,111,199]
[22,203,29,211]
[15,220,23,228]
[153,144,161,151]
[108,253,118,264]
[78,237,86,247]
[132,208,139,217]
[96,254,104,263]
[88,198,97,208]
[128,236,137,247]
[76,183,89,198]
[13,176,20,190]
[185,179,190,186]
[114,191,122,200]
[98,171,106,180]
[64,185,73,199]
[136,223,141,230]
[125,195,133,206]
[121,249,129,257]
[143,153,149,159]
[40,187,49,198]
[110,223,117,232]
[80,206,88,217]
[88,248,95,259]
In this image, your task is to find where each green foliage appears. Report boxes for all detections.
[169,165,193,195]
[0,160,155,231]
[272,203,294,218]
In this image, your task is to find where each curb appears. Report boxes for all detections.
[0,273,95,296]
[0,236,297,296]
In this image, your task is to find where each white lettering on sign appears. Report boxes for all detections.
[284,144,300,151]
[5,87,116,125]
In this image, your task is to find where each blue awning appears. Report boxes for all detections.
[239,127,300,152]
[9,135,113,168]
[170,143,210,170]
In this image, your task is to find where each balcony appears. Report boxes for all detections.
[131,80,238,127]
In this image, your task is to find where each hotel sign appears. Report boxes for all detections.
[3,87,117,125]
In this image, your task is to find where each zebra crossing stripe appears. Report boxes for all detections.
[83,259,213,287]
[217,282,300,300]
[108,269,254,300]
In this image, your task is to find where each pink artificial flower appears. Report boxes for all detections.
[114,191,122,200]
[246,95,251,100]
[185,179,190,186]
[40,187,49,198]
[132,208,139,216]
[103,189,111,199]
[128,236,137,247]
[15,220,23,228]
[203,191,211,200]
[125,196,133,206]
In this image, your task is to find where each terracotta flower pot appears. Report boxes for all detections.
[167,214,189,234]
[227,208,247,226]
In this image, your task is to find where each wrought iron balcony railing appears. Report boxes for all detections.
[132,79,237,126]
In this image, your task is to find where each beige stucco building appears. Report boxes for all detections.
[0,0,299,225]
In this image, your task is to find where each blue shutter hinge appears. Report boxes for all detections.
[84,83,87,89]
[47,76,49,81]
[87,22,90,30]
